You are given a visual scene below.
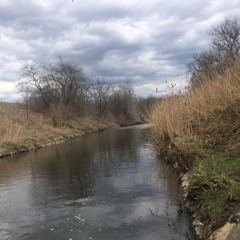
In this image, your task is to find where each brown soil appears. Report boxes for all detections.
[208,201,240,237]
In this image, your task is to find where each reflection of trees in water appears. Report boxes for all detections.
[0,127,144,207]
[153,157,193,239]
[95,128,142,177]
[154,157,181,203]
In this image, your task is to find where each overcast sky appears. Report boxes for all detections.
[0,0,240,101]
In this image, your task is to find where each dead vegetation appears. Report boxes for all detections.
[148,61,240,237]
[0,101,118,157]
[149,60,240,168]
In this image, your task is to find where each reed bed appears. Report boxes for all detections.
[149,62,240,169]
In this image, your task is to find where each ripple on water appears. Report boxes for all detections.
[0,125,193,239]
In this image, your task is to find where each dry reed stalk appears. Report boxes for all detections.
[149,62,240,156]
[1,120,23,143]
[0,103,26,144]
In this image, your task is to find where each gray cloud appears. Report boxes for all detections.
[0,0,240,101]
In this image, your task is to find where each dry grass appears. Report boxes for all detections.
[0,102,119,157]
[0,102,52,143]
[149,62,240,169]
[0,103,26,143]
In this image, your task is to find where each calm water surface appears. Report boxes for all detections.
[0,124,193,240]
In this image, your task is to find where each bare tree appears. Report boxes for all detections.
[187,17,240,87]
[111,79,139,124]
[209,17,240,61]
[137,96,159,121]
[47,58,89,108]
[17,83,33,120]
[19,59,90,125]
[19,60,142,125]
[89,78,112,119]
[21,63,55,108]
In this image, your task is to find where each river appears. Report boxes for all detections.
[0,124,193,240]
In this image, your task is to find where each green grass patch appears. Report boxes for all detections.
[15,103,25,110]
[194,141,212,153]
[62,131,78,137]
[191,155,240,215]
[199,189,229,214]
[0,142,14,149]
[174,137,212,154]
[30,132,39,139]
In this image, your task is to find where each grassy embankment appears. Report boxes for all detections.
[149,63,240,236]
[0,102,119,158]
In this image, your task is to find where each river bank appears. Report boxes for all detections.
[149,64,240,239]
[0,101,122,159]
[151,123,240,239]
[181,172,240,240]
[0,120,119,159]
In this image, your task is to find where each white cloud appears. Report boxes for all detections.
[0,81,20,102]
[0,0,240,101]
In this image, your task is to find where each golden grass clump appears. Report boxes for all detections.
[0,103,25,144]
[149,62,240,169]
[0,102,52,153]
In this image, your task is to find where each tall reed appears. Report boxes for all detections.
[149,61,240,168]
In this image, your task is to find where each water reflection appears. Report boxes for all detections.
[0,124,192,240]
